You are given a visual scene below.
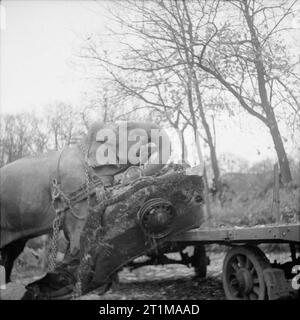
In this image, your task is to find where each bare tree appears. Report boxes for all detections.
[193,0,299,183]
[29,114,49,153]
[0,113,35,165]
[79,0,222,184]
[78,0,299,184]
[45,102,81,150]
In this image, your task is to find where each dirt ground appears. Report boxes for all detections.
[1,249,292,300]
[81,252,226,300]
[1,251,225,300]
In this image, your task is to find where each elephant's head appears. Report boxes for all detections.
[81,121,171,175]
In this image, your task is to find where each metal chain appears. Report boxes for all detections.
[84,164,92,210]
[72,141,92,299]
[72,278,82,300]
[46,142,92,298]
[47,141,103,299]
[78,141,92,209]
[46,178,64,272]
[72,165,91,299]
[46,211,62,272]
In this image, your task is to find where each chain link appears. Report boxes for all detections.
[72,161,91,299]
[72,278,82,300]
[46,177,67,272]
[78,141,92,210]
[46,142,94,298]
[46,211,62,272]
[72,141,92,299]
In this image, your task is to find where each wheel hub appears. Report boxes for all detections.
[236,268,253,294]
[138,198,177,239]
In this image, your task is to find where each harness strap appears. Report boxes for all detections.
[50,144,107,220]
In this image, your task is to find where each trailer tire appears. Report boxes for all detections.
[222,246,270,300]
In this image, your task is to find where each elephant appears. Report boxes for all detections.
[0,121,172,297]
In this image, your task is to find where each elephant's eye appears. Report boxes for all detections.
[194,195,203,203]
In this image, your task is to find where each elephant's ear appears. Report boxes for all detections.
[82,122,119,168]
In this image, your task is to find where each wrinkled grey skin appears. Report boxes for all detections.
[0,121,170,283]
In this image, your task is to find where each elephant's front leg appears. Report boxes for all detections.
[21,203,89,300]
[21,258,79,300]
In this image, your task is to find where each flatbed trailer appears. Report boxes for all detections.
[127,164,300,300]
[171,223,300,244]
[168,223,300,300]
[167,164,300,300]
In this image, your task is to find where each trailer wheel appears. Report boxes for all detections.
[192,245,208,278]
[222,246,270,300]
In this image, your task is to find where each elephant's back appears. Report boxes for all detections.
[0,150,60,240]
[0,150,59,200]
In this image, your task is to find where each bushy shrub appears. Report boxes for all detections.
[209,170,299,227]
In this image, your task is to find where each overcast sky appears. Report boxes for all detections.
[1,0,107,112]
[1,0,299,165]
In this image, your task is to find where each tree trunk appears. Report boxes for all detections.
[181,1,221,189]
[176,129,188,164]
[165,110,189,165]
[192,71,221,191]
[268,116,292,183]
[242,0,292,183]
[208,139,221,187]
